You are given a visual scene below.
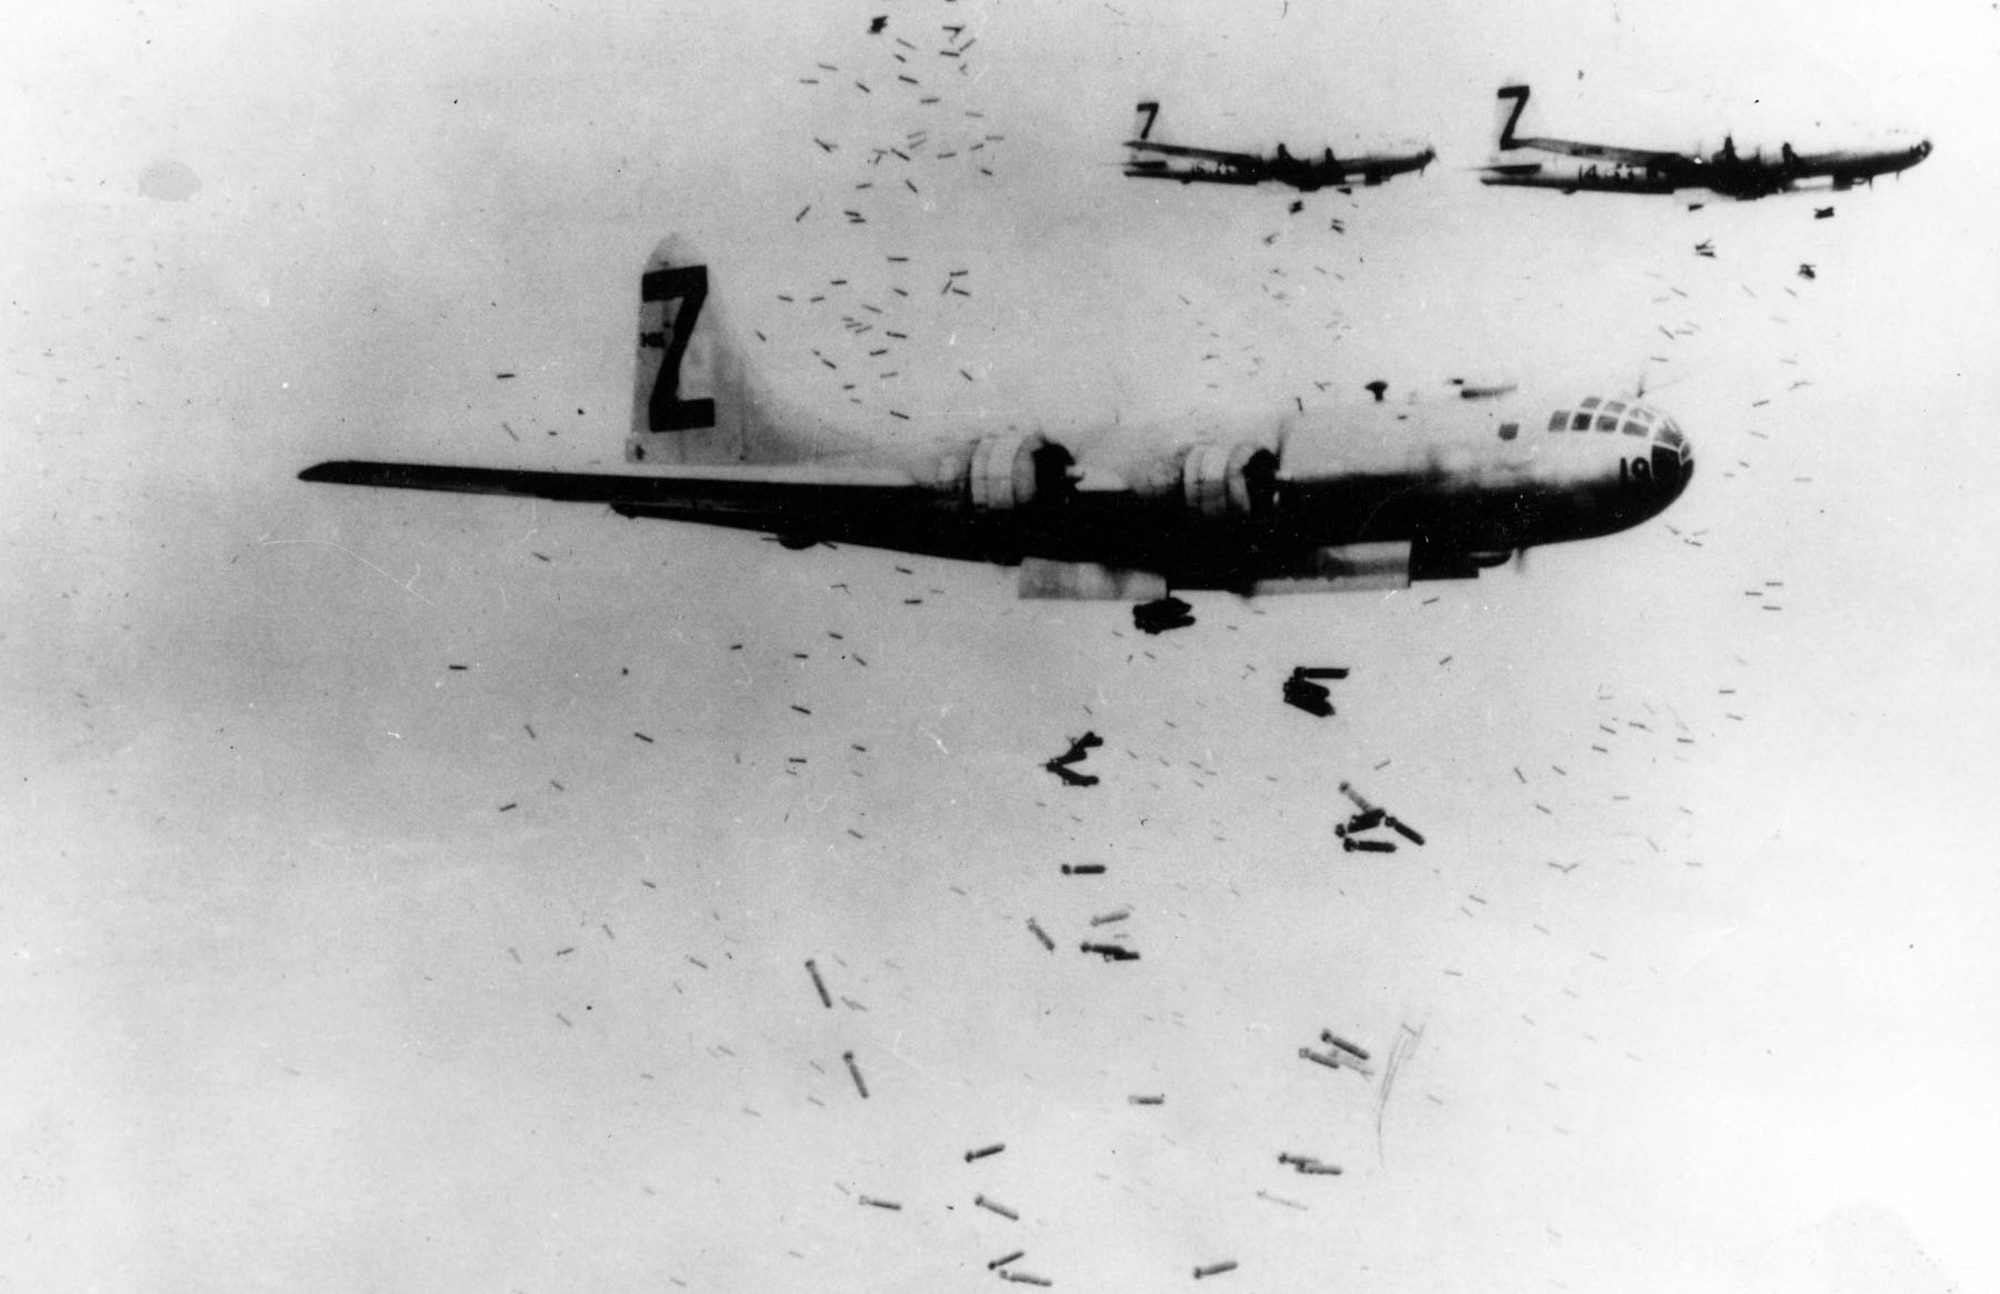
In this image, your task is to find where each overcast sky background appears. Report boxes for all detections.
[5,1,1997,1290]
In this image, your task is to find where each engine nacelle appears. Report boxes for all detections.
[965,433,1074,511]
[1176,442,1281,520]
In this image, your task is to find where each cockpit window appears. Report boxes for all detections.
[1498,422,1519,441]
[1595,414,1620,432]
[1570,411,1593,431]
[1634,408,1655,425]
[1580,396,1601,410]
[1657,424,1684,449]
[1548,410,1568,431]
[1604,401,1626,415]
[1623,420,1647,436]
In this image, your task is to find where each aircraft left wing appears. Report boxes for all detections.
[299,458,957,545]
[299,459,917,503]
[1123,139,1262,166]
[1509,137,1688,169]
[299,450,1088,567]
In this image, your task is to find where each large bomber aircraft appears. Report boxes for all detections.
[1123,101,1435,192]
[300,236,1693,602]
[1481,84,1931,200]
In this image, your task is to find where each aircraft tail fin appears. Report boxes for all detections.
[629,235,834,466]
[1495,84,1530,151]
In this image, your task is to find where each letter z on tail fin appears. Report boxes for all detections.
[631,234,746,464]
[628,235,864,466]
[1495,84,1531,151]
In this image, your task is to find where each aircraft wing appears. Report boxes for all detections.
[1123,139,1266,168]
[298,457,1432,594]
[1331,148,1436,184]
[300,459,917,506]
[1509,135,1690,170]
[298,458,979,548]
[301,457,1121,569]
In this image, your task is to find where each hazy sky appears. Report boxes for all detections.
[5,1,1997,1290]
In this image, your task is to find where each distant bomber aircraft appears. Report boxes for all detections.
[1122,101,1435,192]
[300,236,1694,602]
[1481,84,1931,200]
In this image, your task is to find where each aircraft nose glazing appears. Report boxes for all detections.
[1650,439,1690,498]
[1644,417,1692,503]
